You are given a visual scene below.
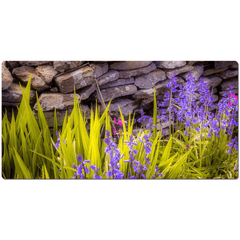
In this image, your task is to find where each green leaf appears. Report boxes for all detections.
[159,135,172,165]
[153,88,157,139]
[12,147,33,179]
[166,150,192,179]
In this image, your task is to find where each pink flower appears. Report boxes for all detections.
[229,94,238,107]
[114,118,117,125]
[118,118,123,126]
[113,129,119,136]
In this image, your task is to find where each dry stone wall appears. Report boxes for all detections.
[2,61,239,129]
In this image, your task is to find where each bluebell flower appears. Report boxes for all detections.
[227,136,238,154]
[104,130,124,179]
[54,131,66,149]
[74,155,91,179]
[90,164,102,179]
[192,118,198,124]
[137,110,150,124]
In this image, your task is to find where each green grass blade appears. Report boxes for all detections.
[12,147,33,179]
[153,88,157,139]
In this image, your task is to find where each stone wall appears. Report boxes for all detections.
[2,61,238,130]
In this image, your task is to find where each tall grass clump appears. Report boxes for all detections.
[1,74,238,179]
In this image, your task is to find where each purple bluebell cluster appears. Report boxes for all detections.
[131,161,148,179]
[90,165,102,179]
[123,134,141,179]
[123,131,159,179]
[73,155,91,179]
[104,130,124,179]
[72,156,102,179]
[227,137,238,154]
[123,135,138,175]
[139,131,152,164]
[158,72,238,144]
[216,86,238,137]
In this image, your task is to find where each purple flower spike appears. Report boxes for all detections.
[77,155,83,162]
[54,142,60,148]
[54,131,66,149]
[137,110,150,124]
[56,131,60,141]
[73,155,92,179]
[227,136,238,154]
[195,127,200,132]
[104,130,124,179]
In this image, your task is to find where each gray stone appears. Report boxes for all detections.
[181,65,204,81]
[53,61,84,73]
[6,61,19,69]
[118,62,157,78]
[95,85,137,102]
[217,69,238,79]
[140,98,156,108]
[50,87,59,93]
[2,61,14,90]
[188,61,198,66]
[109,61,152,70]
[91,63,109,78]
[135,69,166,88]
[54,63,108,93]
[2,82,36,106]
[203,67,229,76]
[133,77,184,101]
[98,70,119,85]
[166,65,194,78]
[229,62,238,69]
[155,61,186,69]
[18,61,51,67]
[200,76,222,89]
[35,65,57,83]
[12,66,50,92]
[100,77,134,89]
[214,61,236,69]
[33,93,81,111]
[101,98,139,117]
[212,94,219,102]
[77,84,96,100]
[133,88,155,100]
[220,77,238,90]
